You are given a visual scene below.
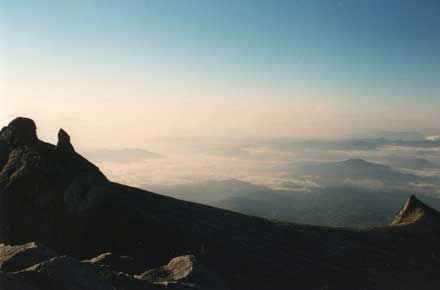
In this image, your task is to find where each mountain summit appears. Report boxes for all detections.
[392,195,440,226]
[0,117,38,146]
[1,117,440,290]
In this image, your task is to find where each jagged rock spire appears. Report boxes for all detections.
[392,195,440,226]
[57,128,75,152]
[0,117,38,147]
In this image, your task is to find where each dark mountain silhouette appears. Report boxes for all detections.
[1,117,440,290]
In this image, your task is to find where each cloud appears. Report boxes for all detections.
[426,135,440,141]
[83,148,163,163]
[275,179,322,191]
[343,178,386,190]
[380,145,440,154]
[408,182,440,196]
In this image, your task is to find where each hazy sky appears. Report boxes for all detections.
[1,0,439,147]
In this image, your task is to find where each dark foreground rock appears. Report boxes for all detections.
[139,255,229,290]
[0,271,37,290]
[13,256,113,290]
[83,252,144,275]
[0,242,57,272]
[0,242,225,290]
[0,117,440,290]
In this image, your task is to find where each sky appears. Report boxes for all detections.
[1,0,440,148]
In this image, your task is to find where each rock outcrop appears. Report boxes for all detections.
[0,242,57,272]
[0,117,38,147]
[13,256,114,290]
[84,252,142,275]
[392,195,440,226]
[0,241,225,290]
[0,117,440,290]
[0,117,107,254]
[139,255,229,290]
[57,129,75,152]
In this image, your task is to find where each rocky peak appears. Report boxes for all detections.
[57,129,75,152]
[392,195,440,226]
[0,117,38,147]
[0,118,107,250]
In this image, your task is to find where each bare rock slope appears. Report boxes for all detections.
[392,194,440,226]
[1,117,440,290]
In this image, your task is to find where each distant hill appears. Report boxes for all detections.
[283,159,440,197]
[292,158,420,185]
[382,157,440,170]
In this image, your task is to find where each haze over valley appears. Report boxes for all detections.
[75,133,440,227]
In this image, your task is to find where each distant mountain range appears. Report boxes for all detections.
[281,158,440,192]
[291,158,420,184]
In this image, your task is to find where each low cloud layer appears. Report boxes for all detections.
[76,135,440,201]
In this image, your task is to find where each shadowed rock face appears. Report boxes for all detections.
[14,256,114,290]
[0,117,38,147]
[0,117,107,253]
[0,271,38,290]
[0,242,58,272]
[0,117,440,290]
[57,129,75,152]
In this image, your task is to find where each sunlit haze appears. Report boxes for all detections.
[1,0,439,187]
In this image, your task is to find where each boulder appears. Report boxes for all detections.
[14,256,113,290]
[0,242,57,272]
[84,252,143,275]
[1,243,161,290]
[139,255,229,290]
